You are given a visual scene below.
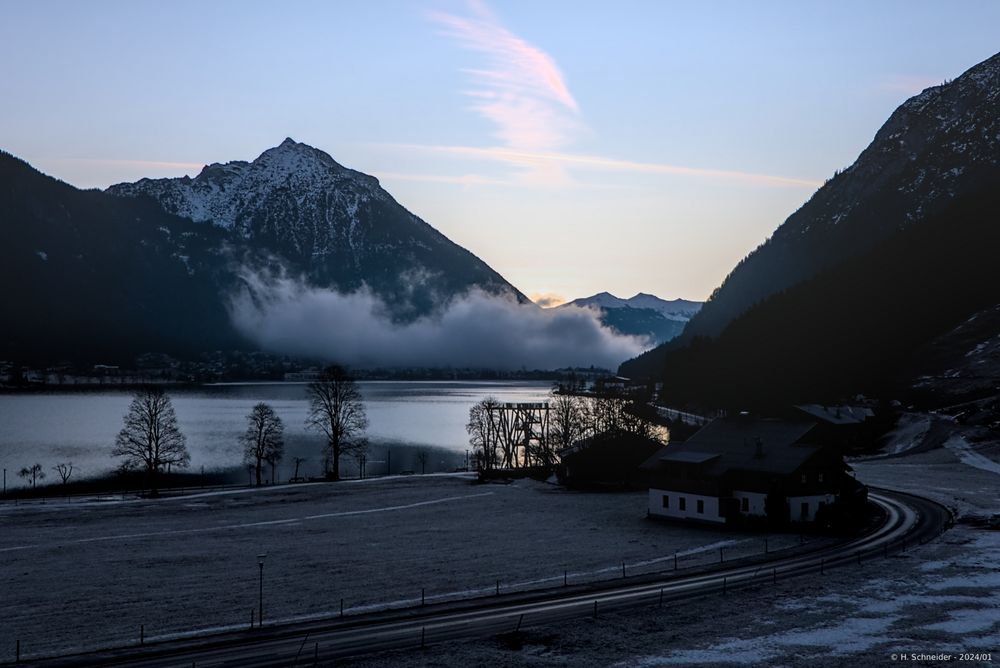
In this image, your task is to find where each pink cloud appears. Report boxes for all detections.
[428,1,581,155]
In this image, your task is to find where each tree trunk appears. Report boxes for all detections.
[148,466,159,498]
[331,438,340,481]
[255,461,263,486]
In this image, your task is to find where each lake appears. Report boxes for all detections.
[0,381,552,486]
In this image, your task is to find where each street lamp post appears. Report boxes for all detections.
[257,553,267,627]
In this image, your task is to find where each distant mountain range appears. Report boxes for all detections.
[559,293,701,344]
[0,140,524,363]
[622,50,1000,409]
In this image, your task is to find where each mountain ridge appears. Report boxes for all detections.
[672,50,1000,345]
[107,138,525,318]
[559,292,702,344]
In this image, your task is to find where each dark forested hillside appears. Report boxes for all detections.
[0,151,244,363]
[669,50,1000,345]
[622,185,1000,410]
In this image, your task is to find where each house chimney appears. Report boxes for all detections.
[754,437,764,459]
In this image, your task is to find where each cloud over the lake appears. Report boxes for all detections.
[229,272,647,370]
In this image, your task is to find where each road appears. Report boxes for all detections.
[15,488,952,668]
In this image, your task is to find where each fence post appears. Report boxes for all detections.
[593,600,598,618]
[723,577,727,594]
[515,614,523,633]
[564,570,567,587]
[659,588,663,607]
[140,624,144,645]
[621,561,626,578]
[421,588,425,606]
[340,598,344,618]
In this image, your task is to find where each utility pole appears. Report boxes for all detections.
[257,554,267,627]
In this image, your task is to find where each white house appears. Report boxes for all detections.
[641,417,862,525]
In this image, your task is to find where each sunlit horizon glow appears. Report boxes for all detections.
[3,0,999,303]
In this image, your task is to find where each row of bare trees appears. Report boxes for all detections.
[105,365,368,496]
[9,462,79,494]
[467,389,665,471]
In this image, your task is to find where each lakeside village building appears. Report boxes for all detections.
[641,417,866,526]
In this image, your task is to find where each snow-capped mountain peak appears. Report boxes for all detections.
[105,139,523,316]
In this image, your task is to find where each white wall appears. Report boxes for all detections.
[787,493,837,522]
[731,489,768,517]
[648,488,725,524]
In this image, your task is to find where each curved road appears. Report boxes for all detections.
[20,488,952,668]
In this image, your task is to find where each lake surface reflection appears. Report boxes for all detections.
[0,381,552,484]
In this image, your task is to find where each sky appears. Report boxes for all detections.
[2,1,999,305]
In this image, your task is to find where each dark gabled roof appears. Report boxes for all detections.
[561,429,663,458]
[645,417,823,478]
[660,451,720,464]
[794,404,874,425]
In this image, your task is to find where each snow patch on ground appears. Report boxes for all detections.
[881,413,931,455]
[944,434,1000,474]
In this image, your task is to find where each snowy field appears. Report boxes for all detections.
[0,475,807,661]
[340,433,1000,668]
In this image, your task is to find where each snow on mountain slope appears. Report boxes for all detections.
[107,139,524,316]
[563,292,702,321]
[556,292,703,345]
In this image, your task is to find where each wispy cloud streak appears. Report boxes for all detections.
[51,158,205,170]
[386,143,822,189]
[428,1,582,158]
[422,2,817,190]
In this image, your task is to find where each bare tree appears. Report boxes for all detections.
[53,462,75,486]
[306,365,369,481]
[18,463,44,488]
[466,396,501,471]
[416,451,428,475]
[241,402,285,486]
[112,386,190,497]
[549,390,587,452]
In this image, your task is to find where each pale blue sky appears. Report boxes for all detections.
[2,0,998,303]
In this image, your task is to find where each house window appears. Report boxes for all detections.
[662,495,669,509]
[696,499,704,514]
[679,497,686,511]
[741,497,749,512]
[818,473,824,483]
[801,474,807,484]
[800,502,809,519]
